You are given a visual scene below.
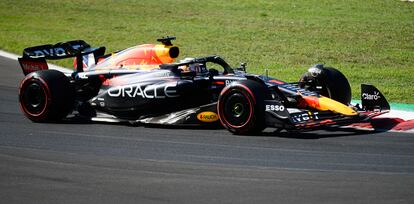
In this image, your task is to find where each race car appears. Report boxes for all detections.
[17,37,390,134]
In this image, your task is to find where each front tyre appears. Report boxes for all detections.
[299,65,352,105]
[19,70,74,122]
[217,80,267,135]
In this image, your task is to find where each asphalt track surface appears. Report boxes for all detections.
[1,56,413,204]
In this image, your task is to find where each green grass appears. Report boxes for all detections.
[0,0,413,103]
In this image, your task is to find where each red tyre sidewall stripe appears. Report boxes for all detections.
[218,83,256,104]
[19,75,51,118]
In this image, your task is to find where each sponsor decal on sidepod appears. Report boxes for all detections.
[197,111,219,122]
[108,84,178,99]
[265,104,285,112]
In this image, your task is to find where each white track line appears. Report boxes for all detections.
[377,110,414,121]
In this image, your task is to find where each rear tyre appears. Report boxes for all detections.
[217,80,267,135]
[299,66,351,105]
[19,70,74,122]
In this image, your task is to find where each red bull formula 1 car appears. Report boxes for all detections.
[17,37,390,134]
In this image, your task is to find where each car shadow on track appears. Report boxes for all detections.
[56,116,383,139]
[257,127,380,139]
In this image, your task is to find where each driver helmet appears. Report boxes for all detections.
[178,58,208,75]
[189,63,207,74]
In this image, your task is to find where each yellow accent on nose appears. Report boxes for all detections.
[318,97,357,116]
[302,96,357,116]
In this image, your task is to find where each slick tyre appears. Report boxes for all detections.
[217,80,267,135]
[19,70,74,122]
[299,67,351,105]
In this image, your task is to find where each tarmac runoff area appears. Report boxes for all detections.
[2,49,413,133]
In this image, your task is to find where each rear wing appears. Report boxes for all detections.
[18,40,105,75]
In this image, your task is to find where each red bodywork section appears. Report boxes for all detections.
[74,44,179,71]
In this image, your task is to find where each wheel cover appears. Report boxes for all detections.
[222,92,252,127]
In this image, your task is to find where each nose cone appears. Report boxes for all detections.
[302,96,357,116]
[319,96,357,116]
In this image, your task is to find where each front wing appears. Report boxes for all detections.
[264,100,388,130]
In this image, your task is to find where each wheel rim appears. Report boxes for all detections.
[223,92,252,127]
[21,82,47,115]
[232,102,244,117]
